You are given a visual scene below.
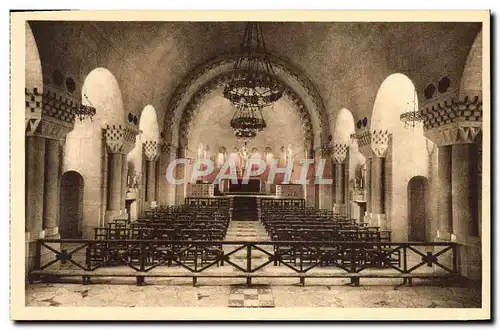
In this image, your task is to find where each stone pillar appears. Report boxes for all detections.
[143,140,160,207]
[25,135,45,271]
[421,93,482,280]
[365,157,372,215]
[104,124,139,221]
[107,152,123,212]
[437,145,452,239]
[43,138,61,238]
[333,143,349,216]
[371,157,384,214]
[175,147,186,205]
[25,86,76,272]
[146,160,156,202]
[452,143,480,239]
[451,143,481,279]
[120,154,128,213]
[318,144,333,210]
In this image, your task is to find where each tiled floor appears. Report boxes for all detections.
[228,285,275,307]
[25,279,481,308]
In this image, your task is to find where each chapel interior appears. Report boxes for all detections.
[24,20,484,302]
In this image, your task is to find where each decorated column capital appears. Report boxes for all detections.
[25,86,77,140]
[420,94,482,146]
[143,140,160,161]
[351,129,390,158]
[319,143,333,157]
[105,124,139,154]
[160,140,176,154]
[333,143,349,164]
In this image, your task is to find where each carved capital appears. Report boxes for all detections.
[351,129,390,158]
[25,87,76,140]
[333,143,349,163]
[160,140,176,154]
[421,94,482,146]
[105,124,139,154]
[320,143,333,157]
[143,140,160,161]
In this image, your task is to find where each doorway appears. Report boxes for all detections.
[59,171,84,238]
[407,176,428,241]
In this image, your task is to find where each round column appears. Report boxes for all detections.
[42,138,61,237]
[371,156,384,214]
[437,145,452,237]
[451,144,479,241]
[26,135,45,233]
[120,154,127,211]
[108,152,123,212]
[146,160,156,202]
[365,158,372,214]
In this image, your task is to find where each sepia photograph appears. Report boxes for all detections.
[10,9,490,321]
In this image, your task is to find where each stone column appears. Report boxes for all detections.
[120,154,128,213]
[318,144,333,210]
[146,160,156,202]
[371,156,384,214]
[25,86,76,271]
[437,145,452,239]
[43,138,61,239]
[369,131,390,229]
[107,152,123,212]
[25,135,46,270]
[104,124,139,221]
[143,140,160,207]
[421,93,482,280]
[365,157,372,215]
[333,143,349,216]
[452,144,479,240]
[175,147,186,205]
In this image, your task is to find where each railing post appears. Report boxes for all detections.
[136,241,145,286]
[350,243,360,286]
[402,244,408,285]
[246,243,252,286]
[452,243,458,274]
[34,239,42,270]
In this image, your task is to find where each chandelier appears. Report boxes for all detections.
[230,104,267,140]
[223,22,283,109]
[75,94,97,121]
[400,91,422,128]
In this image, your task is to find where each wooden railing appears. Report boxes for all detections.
[29,239,458,287]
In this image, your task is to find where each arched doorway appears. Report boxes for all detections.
[59,171,84,238]
[407,176,428,242]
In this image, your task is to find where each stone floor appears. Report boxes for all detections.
[26,220,482,308]
[25,278,481,308]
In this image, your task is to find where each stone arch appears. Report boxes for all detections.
[162,52,330,150]
[139,105,160,143]
[460,29,482,99]
[371,73,419,134]
[25,22,43,92]
[81,67,125,127]
[333,108,355,145]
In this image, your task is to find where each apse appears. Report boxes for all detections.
[187,87,307,160]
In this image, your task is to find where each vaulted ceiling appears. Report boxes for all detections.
[29,21,482,141]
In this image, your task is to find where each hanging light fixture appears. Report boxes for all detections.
[224,22,284,109]
[230,103,267,141]
[400,91,422,128]
[75,94,97,121]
